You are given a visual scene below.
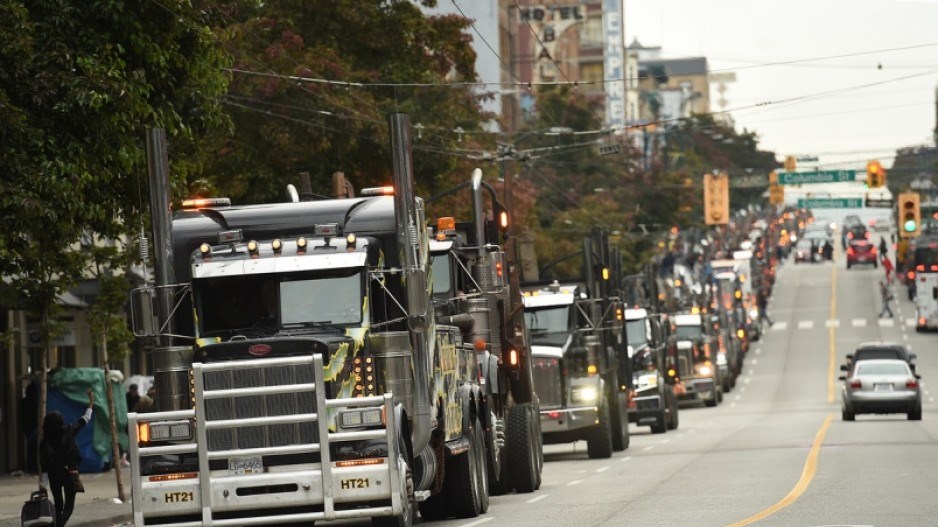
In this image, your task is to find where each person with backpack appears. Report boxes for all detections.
[39,390,93,527]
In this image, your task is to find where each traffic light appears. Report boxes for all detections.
[898,191,921,238]
[703,173,729,225]
[866,160,886,188]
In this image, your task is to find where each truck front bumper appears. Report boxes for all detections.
[679,377,716,400]
[540,406,600,435]
[629,393,663,425]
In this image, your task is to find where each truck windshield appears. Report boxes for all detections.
[197,268,363,335]
[625,319,647,347]
[675,325,702,340]
[524,307,568,333]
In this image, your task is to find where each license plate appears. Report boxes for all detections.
[229,456,263,475]
[874,383,893,392]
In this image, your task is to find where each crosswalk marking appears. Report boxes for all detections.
[906,318,917,328]
[852,318,867,327]
[878,318,895,327]
[771,321,788,331]
[797,320,814,329]
[825,319,840,328]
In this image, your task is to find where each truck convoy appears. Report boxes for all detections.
[521,229,632,458]
[427,169,543,494]
[129,115,491,527]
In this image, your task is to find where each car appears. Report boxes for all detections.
[793,239,818,263]
[840,359,921,421]
[842,342,917,374]
[846,239,878,268]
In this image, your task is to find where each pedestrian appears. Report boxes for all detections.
[822,240,833,261]
[879,236,888,257]
[882,254,895,284]
[40,390,94,527]
[757,287,773,327]
[879,280,894,318]
[126,384,140,413]
[20,381,40,474]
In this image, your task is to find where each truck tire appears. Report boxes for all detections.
[473,418,489,514]
[650,410,667,434]
[705,390,718,407]
[609,393,630,451]
[507,403,539,493]
[450,418,485,518]
[587,404,613,459]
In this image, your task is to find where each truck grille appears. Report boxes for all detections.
[203,363,319,451]
[532,357,563,408]
[677,354,692,378]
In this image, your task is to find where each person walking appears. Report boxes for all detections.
[879,280,894,319]
[757,287,774,327]
[40,390,94,527]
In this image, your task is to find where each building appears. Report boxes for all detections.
[629,39,710,123]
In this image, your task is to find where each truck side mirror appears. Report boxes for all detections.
[838,376,846,381]
[845,354,853,360]
[840,364,847,371]
[130,287,159,337]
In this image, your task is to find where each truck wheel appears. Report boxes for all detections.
[532,404,543,490]
[666,390,679,430]
[449,418,484,518]
[418,493,447,521]
[650,409,667,434]
[587,404,613,458]
[507,403,539,493]
[609,393,630,451]
[716,385,723,403]
[473,418,489,514]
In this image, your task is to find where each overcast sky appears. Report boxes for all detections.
[625,0,938,170]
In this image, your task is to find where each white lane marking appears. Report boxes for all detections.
[730,402,737,407]
[744,378,751,385]
[748,369,756,376]
[756,348,762,355]
[741,386,747,393]
[798,320,814,329]
[825,319,840,328]
[643,446,655,451]
[906,318,917,327]
[459,518,494,527]
[734,395,741,401]
[878,318,895,327]
[567,480,583,486]
[526,494,549,504]
[596,466,610,473]
[903,334,909,341]
[620,456,633,463]
[852,319,867,327]
[751,358,759,365]
[661,439,671,445]
[674,434,684,439]
[772,322,788,331]
[930,398,935,403]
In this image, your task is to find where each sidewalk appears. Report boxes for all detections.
[0,468,131,527]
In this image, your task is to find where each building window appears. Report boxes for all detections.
[580,63,604,93]
[581,15,602,48]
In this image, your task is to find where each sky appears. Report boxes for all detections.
[625,0,938,171]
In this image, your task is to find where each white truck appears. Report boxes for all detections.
[914,272,938,331]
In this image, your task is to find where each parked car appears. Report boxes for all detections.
[840,359,921,421]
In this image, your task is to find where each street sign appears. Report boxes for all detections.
[796,198,862,209]
[796,155,819,163]
[777,170,857,185]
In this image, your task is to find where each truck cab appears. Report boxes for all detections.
[625,308,678,434]
[671,312,721,407]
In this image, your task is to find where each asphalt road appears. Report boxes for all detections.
[399,249,938,527]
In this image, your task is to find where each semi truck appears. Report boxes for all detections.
[625,308,679,433]
[521,229,631,458]
[671,313,721,407]
[128,115,489,527]
[427,169,543,494]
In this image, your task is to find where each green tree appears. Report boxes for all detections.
[0,0,231,479]
[198,0,487,203]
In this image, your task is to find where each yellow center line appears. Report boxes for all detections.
[724,413,835,527]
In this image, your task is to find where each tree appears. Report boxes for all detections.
[197,0,488,203]
[0,0,231,479]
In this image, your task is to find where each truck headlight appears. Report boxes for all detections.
[139,420,193,444]
[695,363,712,376]
[749,309,758,319]
[340,407,385,429]
[571,387,598,404]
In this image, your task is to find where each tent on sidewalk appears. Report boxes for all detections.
[47,368,129,473]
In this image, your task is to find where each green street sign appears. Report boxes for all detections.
[777,170,857,185]
[797,198,863,209]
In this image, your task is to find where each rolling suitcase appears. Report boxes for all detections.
[21,488,55,527]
